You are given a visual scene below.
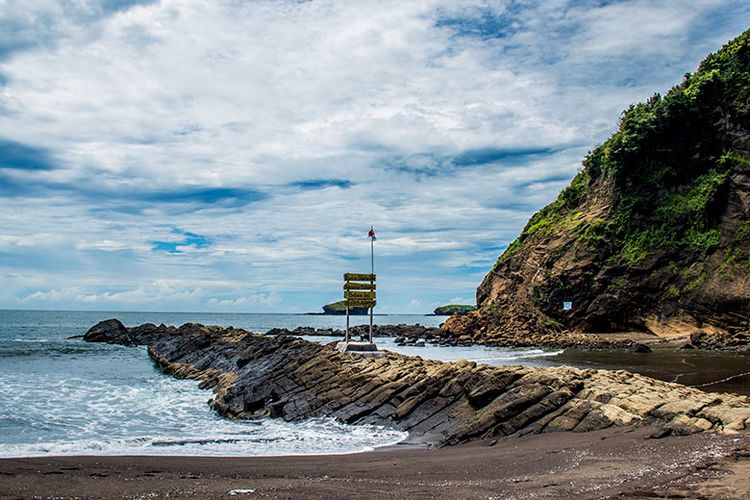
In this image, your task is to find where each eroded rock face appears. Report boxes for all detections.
[85,320,750,445]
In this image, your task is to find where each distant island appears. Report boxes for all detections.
[433,304,477,316]
[322,300,369,315]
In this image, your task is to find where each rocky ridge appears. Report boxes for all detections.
[85,319,750,445]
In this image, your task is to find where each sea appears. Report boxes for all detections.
[0,309,562,458]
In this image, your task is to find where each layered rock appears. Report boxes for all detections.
[444,30,750,347]
[85,319,750,445]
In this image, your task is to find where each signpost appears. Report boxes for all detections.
[343,282,376,290]
[342,227,378,344]
[343,272,376,342]
[337,227,382,357]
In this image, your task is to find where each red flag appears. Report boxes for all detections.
[368,226,376,240]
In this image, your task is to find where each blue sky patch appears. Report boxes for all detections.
[435,5,522,40]
[139,187,268,206]
[453,147,557,167]
[289,179,353,190]
[151,229,210,254]
[0,139,57,170]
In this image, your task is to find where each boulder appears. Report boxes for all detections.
[83,319,134,346]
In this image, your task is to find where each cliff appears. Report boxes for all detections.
[84,320,750,445]
[445,29,750,346]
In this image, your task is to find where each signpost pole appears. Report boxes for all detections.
[369,232,374,343]
[346,302,350,342]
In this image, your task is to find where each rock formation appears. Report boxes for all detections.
[444,29,750,346]
[85,320,750,445]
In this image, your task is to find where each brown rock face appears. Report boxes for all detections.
[444,30,750,346]
[85,320,750,445]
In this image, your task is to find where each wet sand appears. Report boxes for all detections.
[550,347,750,395]
[1,427,749,499]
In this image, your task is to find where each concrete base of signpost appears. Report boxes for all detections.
[335,341,386,358]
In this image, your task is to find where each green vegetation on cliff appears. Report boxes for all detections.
[497,30,750,273]
[433,304,477,316]
[464,28,750,337]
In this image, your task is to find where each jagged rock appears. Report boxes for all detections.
[83,321,750,446]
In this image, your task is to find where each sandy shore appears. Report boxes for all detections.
[2,426,749,499]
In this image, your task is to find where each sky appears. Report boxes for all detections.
[0,0,748,314]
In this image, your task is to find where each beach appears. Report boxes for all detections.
[2,426,749,499]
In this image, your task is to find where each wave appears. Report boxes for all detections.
[0,419,408,458]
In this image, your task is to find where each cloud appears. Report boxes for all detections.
[0,0,748,312]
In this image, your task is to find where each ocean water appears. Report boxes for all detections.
[0,310,560,458]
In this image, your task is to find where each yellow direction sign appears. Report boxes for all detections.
[344,273,375,282]
[344,282,376,290]
[347,299,376,308]
[345,291,376,299]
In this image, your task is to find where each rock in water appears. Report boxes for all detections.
[633,343,652,353]
[83,319,134,346]
[83,322,750,446]
[443,30,750,347]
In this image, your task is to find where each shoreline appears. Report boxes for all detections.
[2,426,748,499]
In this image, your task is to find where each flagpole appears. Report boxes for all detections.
[369,229,374,343]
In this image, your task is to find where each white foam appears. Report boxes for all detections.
[0,365,407,458]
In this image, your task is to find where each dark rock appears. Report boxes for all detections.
[677,342,695,350]
[83,319,135,346]
[633,343,652,353]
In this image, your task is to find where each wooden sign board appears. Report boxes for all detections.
[345,291,376,299]
[346,299,376,308]
[344,273,375,282]
[344,282,376,290]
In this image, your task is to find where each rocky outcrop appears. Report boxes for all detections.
[444,30,750,348]
[85,319,750,445]
[265,323,441,340]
